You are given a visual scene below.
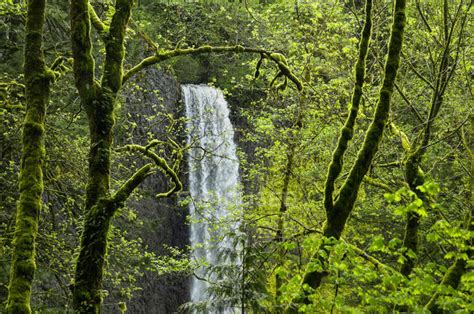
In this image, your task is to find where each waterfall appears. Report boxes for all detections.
[182,85,241,312]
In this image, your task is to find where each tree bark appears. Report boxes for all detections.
[71,1,132,312]
[70,1,300,312]
[6,0,51,312]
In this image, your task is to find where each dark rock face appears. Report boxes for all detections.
[226,88,266,196]
[119,65,189,313]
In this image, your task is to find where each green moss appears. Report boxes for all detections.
[71,0,97,102]
[324,0,372,213]
[301,0,406,295]
[332,0,406,234]
[120,143,183,198]
[71,2,153,311]
[400,148,425,276]
[6,0,51,312]
[425,114,474,311]
[102,0,132,93]
[73,201,113,313]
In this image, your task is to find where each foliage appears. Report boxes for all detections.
[0,0,472,312]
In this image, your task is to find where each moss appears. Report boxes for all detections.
[400,148,425,276]
[73,201,114,313]
[111,163,154,208]
[267,53,303,91]
[324,0,372,213]
[301,0,406,295]
[71,2,168,311]
[399,0,460,276]
[124,45,303,90]
[120,143,183,197]
[6,0,51,312]
[71,0,97,102]
[425,114,474,311]
[72,2,298,312]
[332,0,406,235]
[102,0,133,93]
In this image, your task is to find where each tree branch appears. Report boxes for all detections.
[70,0,98,102]
[102,0,133,93]
[401,51,435,90]
[123,45,303,90]
[324,0,372,213]
[110,163,154,207]
[118,143,183,198]
[330,0,406,232]
[88,3,108,36]
[363,176,393,193]
[341,239,399,274]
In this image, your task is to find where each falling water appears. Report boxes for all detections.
[182,85,241,312]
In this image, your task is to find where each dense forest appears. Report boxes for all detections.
[0,0,472,313]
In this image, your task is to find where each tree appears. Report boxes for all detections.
[6,0,58,312]
[300,0,407,302]
[399,0,471,277]
[2,0,471,312]
[424,113,473,311]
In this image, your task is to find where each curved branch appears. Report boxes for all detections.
[88,3,108,36]
[123,45,303,90]
[118,144,183,199]
[111,163,154,207]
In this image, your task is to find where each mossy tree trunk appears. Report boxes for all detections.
[300,0,407,299]
[70,0,134,312]
[6,0,52,312]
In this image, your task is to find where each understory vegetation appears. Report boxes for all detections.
[0,0,472,313]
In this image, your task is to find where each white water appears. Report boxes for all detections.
[182,85,241,312]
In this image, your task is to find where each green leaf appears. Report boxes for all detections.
[369,236,385,252]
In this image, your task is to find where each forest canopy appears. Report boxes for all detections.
[0,0,472,313]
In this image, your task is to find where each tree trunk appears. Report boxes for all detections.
[399,0,467,276]
[72,91,115,312]
[70,0,133,311]
[6,0,51,312]
[68,0,299,311]
[301,0,407,298]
